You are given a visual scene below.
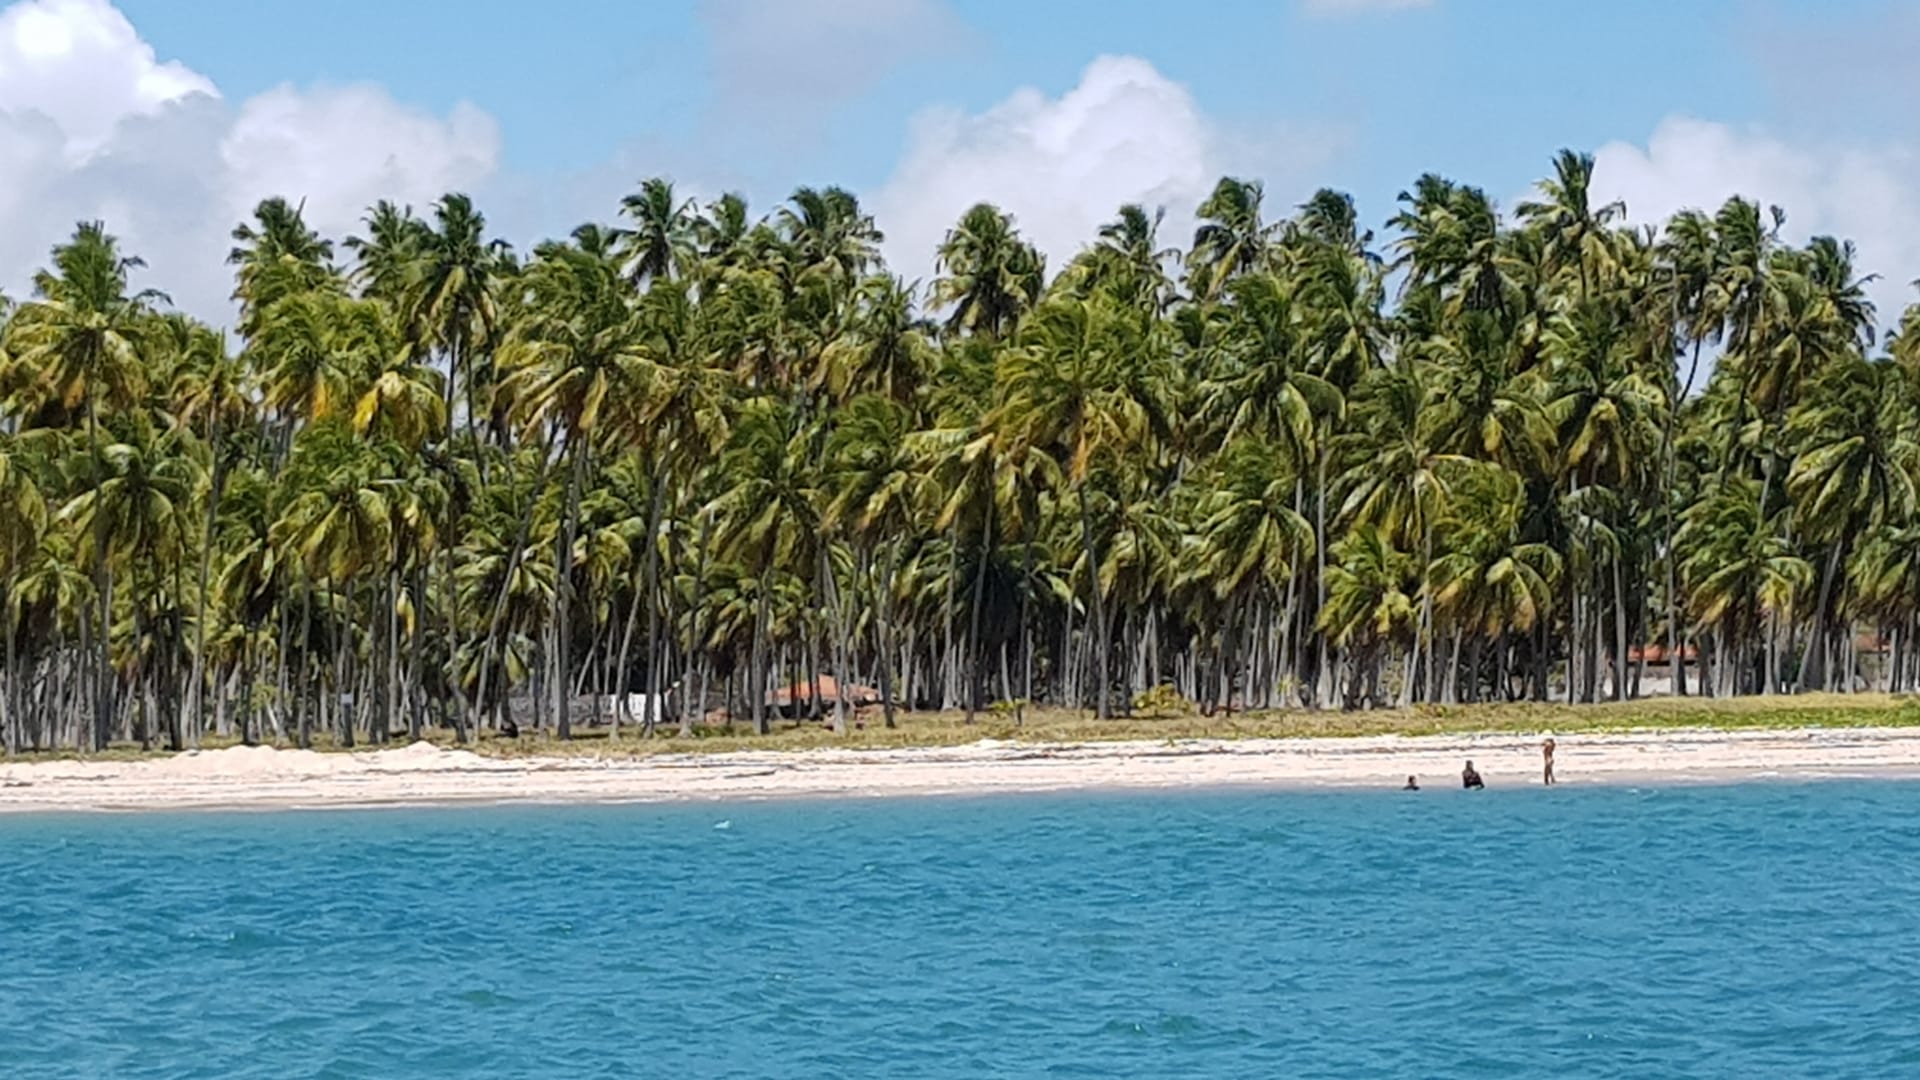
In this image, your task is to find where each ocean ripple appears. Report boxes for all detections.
[1,782,1918,1077]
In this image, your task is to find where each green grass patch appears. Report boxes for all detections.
[12,693,1920,763]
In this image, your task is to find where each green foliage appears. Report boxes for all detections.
[0,152,1915,755]
[1131,684,1194,717]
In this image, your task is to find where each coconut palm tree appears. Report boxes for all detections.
[992,296,1169,717]
[496,238,650,738]
[1189,177,1276,301]
[346,200,431,306]
[1785,357,1916,689]
[1515,149,1623,300]
[230,197,339,337]
[5,223,161,748]
[706,398,822,734]
[1187,437,1313,709]
[617,177,697,288]
[1319,526,1416,708]
[932,204,1045,340]
[415,193,510,444]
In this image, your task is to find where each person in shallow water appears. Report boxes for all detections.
[1403,776,1420,791]
[1542,738,1557,786]
[1462,761,1485,789]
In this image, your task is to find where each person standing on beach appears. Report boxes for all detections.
[1542,738,1556,786]
[1462,761,1484,789]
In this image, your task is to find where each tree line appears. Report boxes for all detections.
[0,149,1914,753]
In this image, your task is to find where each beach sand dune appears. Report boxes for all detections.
[4,726,1920,812]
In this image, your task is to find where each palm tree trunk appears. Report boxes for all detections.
[877,539,900,729]
[1314,452,1329,710]
[474,431,560,734]
[1796,544,1844,693]
[828,546,851,735]
[296,584,312,749]
[680,512,715,737]
[188,416,226,741]
[2,579,14,757]
[408,565,427,739]
[640,467,669,737]
[964,498,995,724]
[384,568,400,743]
[613,562,642,739]
[1612,555,1629,701]
[440,505,465,743]
[1077,487,1110,720]
[940,525,958,711]
[1411,523,1433,706]
[86,396,112,752]
[751,558,774,737]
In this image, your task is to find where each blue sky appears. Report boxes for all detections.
[7,0,1920,326]
[104,0,1861,196]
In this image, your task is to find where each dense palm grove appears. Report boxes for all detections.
[1,149,1916,753]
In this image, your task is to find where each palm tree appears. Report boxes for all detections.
[706,399,821,734]
[229,197,339,337]
[1850,523,1920,690]
[1319,526,1416,708]
[817,276,935,405]
[5,223,161,748]
[414,192,509,444]
[1200,271,1339,466]
[59,420,194,748]
[1068,204,1176,315]
[779,186,883,286]
[617,177,697,288]
[826,394,924,727]
[170,325,253,740]
[1189,177,1275,300]
[932,203,1045,340]
[1515,149,1623,300]
[1336,364,1462,703]
[0,439,47,752]
[1427,464,1561,702]
[1678,479,1812,695]
[345,200,430,306]
[1785,358,1915,689]
[992,296,1168,717]
[3,148,1920,755]
[496,239,650,738]
[1187,437,1313,709]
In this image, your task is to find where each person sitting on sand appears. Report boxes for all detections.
[1462,760,1484,789]
[1403,775,1420,791]
[1542,738,1556,786]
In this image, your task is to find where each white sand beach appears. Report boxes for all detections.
[2,726,1920,811]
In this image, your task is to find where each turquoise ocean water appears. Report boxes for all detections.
[3,782,1917,1078]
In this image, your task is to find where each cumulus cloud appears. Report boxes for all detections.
[220,86,500,231]
[872,55,1345,285]
[1300,0,1434,15]
[0,0,213,154]
[0,0,500,327]
[1592,115,1920,332]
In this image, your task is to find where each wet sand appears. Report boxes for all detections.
[2,726,1919,812]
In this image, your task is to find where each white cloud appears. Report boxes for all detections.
[1592,115,1920,332]
[0,0,213,156]
[221,86,500,231]
[0,0,499,326]
[1300,0,1434,15]
[872,55,1345,286]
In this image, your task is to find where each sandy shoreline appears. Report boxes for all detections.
[3,726,1920,812]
